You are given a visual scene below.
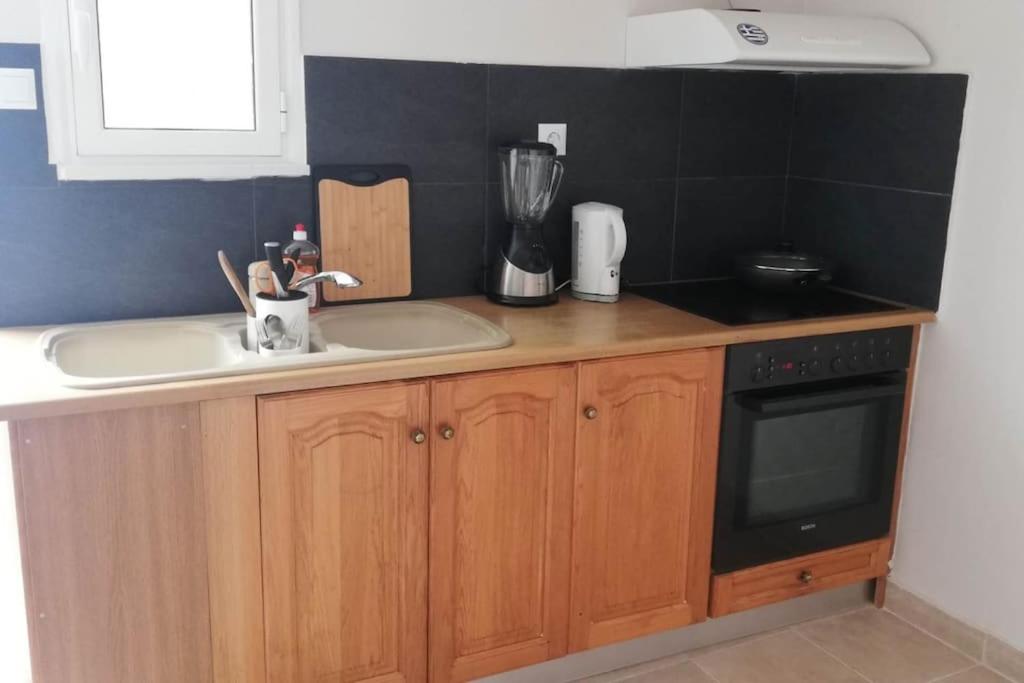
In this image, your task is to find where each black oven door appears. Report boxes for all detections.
[713,371,906,573]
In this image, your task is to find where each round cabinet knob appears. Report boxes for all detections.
[440,426,455,440]
[799,570,814,584]
[584,407,599,420]
[411,430,426,445]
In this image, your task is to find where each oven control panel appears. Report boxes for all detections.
[724,326,914,393]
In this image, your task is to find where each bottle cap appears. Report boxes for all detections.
[293,223,307,240]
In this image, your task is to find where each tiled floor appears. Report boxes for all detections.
[581,608,1012,683]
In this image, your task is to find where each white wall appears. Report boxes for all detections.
[299,0,807,65]
[802,0,1024,653]
[0,0,39,43]
[301,0,633,66]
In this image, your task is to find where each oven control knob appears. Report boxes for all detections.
[830,356,844,373]
[865,351,876,368]
[750,366,766,383]
[848,355,860,371]
[809,359,822,375]
[882,349,894,365]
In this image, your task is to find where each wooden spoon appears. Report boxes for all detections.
[217,250,256,318]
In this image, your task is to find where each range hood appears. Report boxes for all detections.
[626,9,931,69]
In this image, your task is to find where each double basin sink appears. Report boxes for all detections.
[40,301,513,389]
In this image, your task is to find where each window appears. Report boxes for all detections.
[40,0,306,180]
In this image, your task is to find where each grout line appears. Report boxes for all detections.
[249,179,258,262]
[788,175,953,198]
[668,73,686,281]
[929,667,999,683]
[780,73,799,240]
[882,607,983,665]
[690,658,725,683]
[791,628,874,683]
[482,65,492,268]
[687,626,796,661]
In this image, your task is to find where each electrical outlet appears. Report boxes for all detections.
[538,123,567,156]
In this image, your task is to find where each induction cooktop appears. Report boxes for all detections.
[627,279,901,326]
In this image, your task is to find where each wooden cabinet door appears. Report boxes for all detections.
[12,398,265,683]
[259,382,429,683]
[570,349,725,652]
[430,366,576,683]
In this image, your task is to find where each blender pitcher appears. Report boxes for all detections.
[488,142,564,306]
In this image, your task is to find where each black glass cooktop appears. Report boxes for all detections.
[627,280,900,326]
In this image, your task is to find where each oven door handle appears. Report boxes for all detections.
[738,382,905,414]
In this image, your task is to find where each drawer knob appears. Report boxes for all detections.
[584,407,599,420]
[411,430,426,445]
[799,570,814,584]
[440,426,456,440]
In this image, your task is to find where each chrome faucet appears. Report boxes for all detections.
[292,270,363,290]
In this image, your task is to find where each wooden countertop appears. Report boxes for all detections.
[0,294,935,421]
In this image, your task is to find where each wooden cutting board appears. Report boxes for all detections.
[317,173,411,302]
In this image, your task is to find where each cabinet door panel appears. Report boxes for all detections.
[430,366,576,683]
[571,349,724,651]
[13,398,264,683]
[259,383,428,683]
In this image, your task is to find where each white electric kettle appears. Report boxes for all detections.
[571,202,627,303]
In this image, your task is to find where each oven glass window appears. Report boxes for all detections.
[744,403,882,525]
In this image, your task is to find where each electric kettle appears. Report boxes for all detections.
[571,202,627,303]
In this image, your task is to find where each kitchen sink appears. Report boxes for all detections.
[41,321,240,383]
[40,301,512,389]
[316,301,510,352]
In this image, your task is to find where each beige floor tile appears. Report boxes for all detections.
[986,636,1024,683]
[799,608,973,683]
[886,584,986,659]
[938,667,1013,683]
[582,655,692,683]
[692,630,865,683]
[626,662,717,683]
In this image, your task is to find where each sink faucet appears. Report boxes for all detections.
[293,271,363,290]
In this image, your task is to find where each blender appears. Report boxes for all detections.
[488,142,564,306]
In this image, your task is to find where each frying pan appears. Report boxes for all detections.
[735,242,835,292]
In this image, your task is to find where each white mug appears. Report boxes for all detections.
[253,291,310,356]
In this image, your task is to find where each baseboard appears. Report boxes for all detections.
[479,581,873,683]
[886,581,1024,683]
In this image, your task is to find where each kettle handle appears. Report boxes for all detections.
[607,210,627,266]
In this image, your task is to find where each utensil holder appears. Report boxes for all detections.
[254,291,309,356]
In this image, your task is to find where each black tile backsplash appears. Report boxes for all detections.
[0,44,56,189]
[410,183,486,299]
[487,66,682,183]
[305,57,487,183]
[0,181,254,326]
[674,177,788,281]
[0,43,968,326]
[785,179,953,310]
[678,71,796,179]
[789,73,968,194]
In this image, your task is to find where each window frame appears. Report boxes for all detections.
[39,0,308,180]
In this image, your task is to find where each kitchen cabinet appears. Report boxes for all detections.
[9,348,728,682]
[710,539,891,618]
[258,382,429,683]
[11,398,264,683]
[429,366,577,683]
[569,349,725,651]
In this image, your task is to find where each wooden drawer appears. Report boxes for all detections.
[710,539,891,618]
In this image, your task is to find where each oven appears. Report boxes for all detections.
[712,327,913,574]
